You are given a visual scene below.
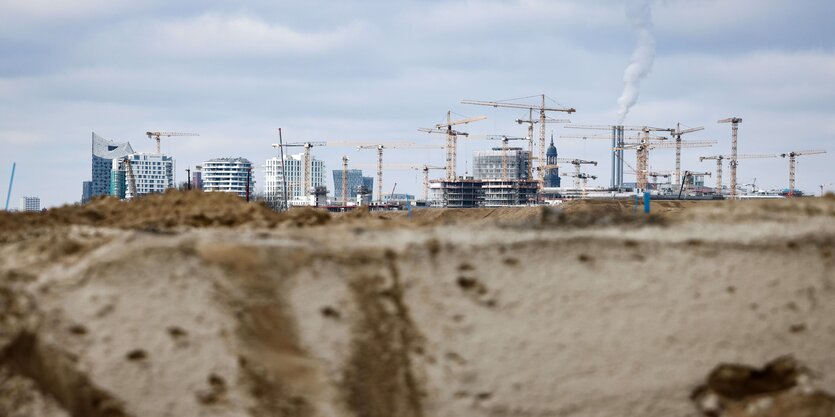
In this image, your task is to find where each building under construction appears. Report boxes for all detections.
[482,179,538,206]
[429,178,484,208]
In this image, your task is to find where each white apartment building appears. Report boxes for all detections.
[264,153,325,205]
[19,196,40,212]
[112,153,175,200]
[202,158,255,198]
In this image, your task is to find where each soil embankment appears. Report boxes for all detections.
[1,191,834,416]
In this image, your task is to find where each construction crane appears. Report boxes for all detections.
[485,135,528,180]
[561,172,597,199]
[418,111,486,180]
[354,143,444,203]
[412,165,444,201]
[513,116,571,179]
[563,124,672,190]
[145,131,198,155]
[780,150,827,197]
[618,135,715,191]
[272,141,327,198]
[699,154,780,197]
[462,95,576,185]
[669,123,705,190]
[555,158,598,189]
[717,117,743,199]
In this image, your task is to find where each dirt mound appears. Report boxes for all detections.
[0,191,333,242]
[693,357,835,417]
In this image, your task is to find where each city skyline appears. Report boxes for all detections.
[2,0,834,207]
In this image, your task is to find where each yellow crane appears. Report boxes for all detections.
[718,117,743,199]
[419,111,486,180]
[145,131,198,155]
[699,153,780,196]
[780,150,827,197]
[462,95,576,185]
[414,165,445,201]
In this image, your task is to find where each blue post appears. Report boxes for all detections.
[4,162,15,211]
[643,191,651,214]
[634,189,640,214]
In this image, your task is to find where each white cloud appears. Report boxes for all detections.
[122,14,370,59]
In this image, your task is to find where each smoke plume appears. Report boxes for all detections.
[616,0,655,124]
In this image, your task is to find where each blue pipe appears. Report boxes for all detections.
[5,162,15,211]
[643,191,651,214]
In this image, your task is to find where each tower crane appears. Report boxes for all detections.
[418,111,485,180]
[555,158,598,189]
[669,123,705,190]
[780,150,827,197]
[699,154,780,196]
[145,131,198,155]
[462,95,576,185]
[413,165,444,201]
[272,141,327,199]
[718,117,743,199]
[485,135,528,180]
[564,124,671,190]
[352,143,443,203]
[560,172,597,199]
[513,116,570,179]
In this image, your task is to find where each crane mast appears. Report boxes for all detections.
[718,117,742,199]
[419,112,485,181]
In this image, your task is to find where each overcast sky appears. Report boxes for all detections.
[2,0,834,207]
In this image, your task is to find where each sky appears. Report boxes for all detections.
[1,0,834,208]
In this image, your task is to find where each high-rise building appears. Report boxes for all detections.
[88,132,134,203]
[202,158,255,198]
[473,148,531,180]
[111,153,175,200]
[264,153,326,205]
[543,137,561,188]
[331,169,374,203]
[19,196,40,212]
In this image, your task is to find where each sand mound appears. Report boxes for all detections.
[1,195,834,416]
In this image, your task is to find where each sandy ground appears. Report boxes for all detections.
[1,191,834,417]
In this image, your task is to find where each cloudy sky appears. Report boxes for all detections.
[2,0,834,207]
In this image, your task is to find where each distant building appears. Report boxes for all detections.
[88,132,134,203]
[111,153,175,200]
[473,148,531,180]
[19,196,40,212]
[482,180,538,207]
[331,169,374,203]
[264,153,326,206]
[543,137,561,188]
[81,181,92,204]
[202,158,255,198]
[191,166,203,190]
[382,193,415,204]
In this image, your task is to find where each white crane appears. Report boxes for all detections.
[780,150,827,197]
